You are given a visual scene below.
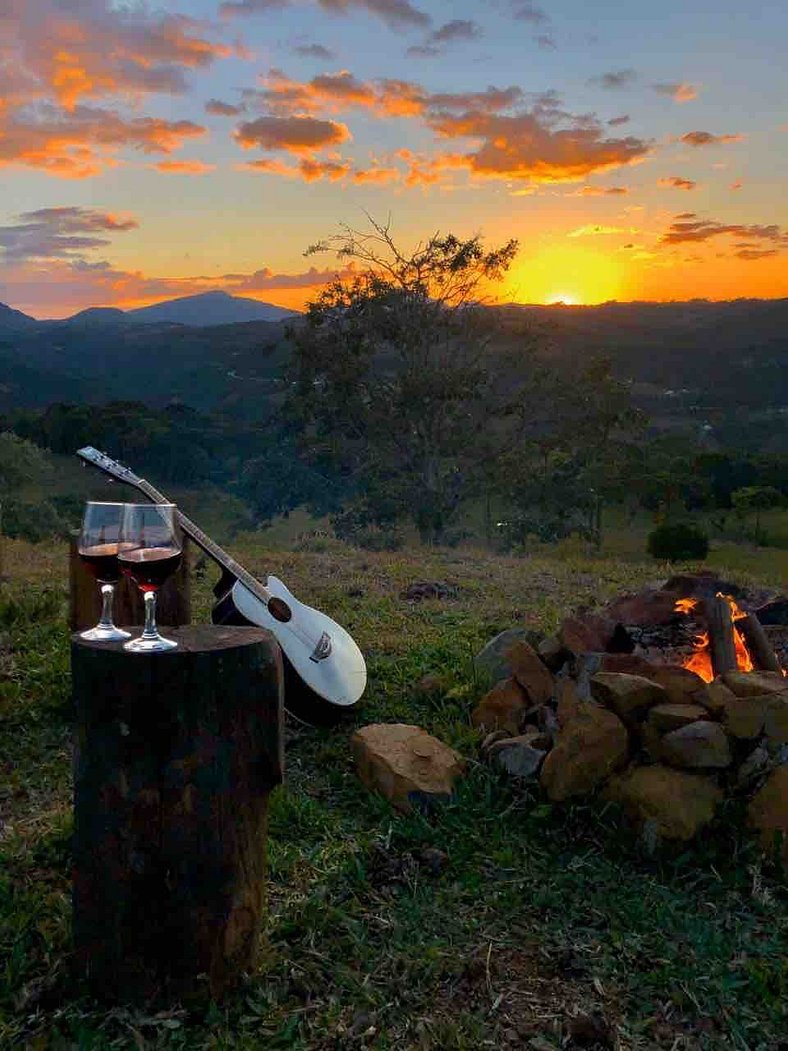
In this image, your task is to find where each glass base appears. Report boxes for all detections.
[123,634,178,653]
[80,624,132,642]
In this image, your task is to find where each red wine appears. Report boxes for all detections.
[119,546,182,592]
[79,543,121,584]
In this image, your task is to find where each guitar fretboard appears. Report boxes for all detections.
[133,477,271,604]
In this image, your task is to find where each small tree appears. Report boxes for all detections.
[286,217,530,544]
[731,485,785,544]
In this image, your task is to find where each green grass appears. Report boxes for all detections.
[0,536,786,1048]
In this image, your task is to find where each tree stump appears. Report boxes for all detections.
[69,534,192,631]
[71,626,284,1003]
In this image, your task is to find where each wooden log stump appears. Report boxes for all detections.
[71,626,284,1003]
[69,534,192,631]
[738,613,783,673]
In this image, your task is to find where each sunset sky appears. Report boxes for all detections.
[1,0,786,317]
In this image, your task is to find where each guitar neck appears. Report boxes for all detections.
[131,476,271,603]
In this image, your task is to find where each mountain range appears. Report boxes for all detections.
[1,296,786,452]
[1,291,298,329]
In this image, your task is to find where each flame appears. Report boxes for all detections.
[675,592,754,682]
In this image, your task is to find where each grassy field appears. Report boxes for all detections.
[1,535,786,1049]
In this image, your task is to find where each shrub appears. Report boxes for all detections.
[647,521,709,561]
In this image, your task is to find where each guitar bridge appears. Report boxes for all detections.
[309,632,332,662]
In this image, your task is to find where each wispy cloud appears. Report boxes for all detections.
[153,160,216,174]
[654,82,699,102]
[660,213,786,250]
[589,70,638,90]
[0,206,138,262]
[220,0,431,30]
[292,43,337,59]
[679,130,744,146]
[658,175,697,190]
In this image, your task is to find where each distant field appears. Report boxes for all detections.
[1,533,786,1048]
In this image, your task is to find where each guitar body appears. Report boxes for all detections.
[212,575,367,726]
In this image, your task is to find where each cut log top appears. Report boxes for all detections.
[73,624,270,655]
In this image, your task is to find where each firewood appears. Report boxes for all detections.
[703,595,738,677]
[738,613,783,673]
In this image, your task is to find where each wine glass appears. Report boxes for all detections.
[118,504,182,653]
[77,502,131,642]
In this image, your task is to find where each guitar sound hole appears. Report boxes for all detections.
[268,597,292,623]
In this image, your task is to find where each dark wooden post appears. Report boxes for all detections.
[738,613,783,673]
[72,626,284,1003]
[69,534,192,630]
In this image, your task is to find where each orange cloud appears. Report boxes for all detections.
[567,185,629,196]
[658,176,697,190]
[428,110,650,183]
[6,0,232,110]
[679,130,744,147]
[153,160,216,174]
[234,114,351,153]
[654,82,699,103]
[0,105,206,178]
[239,154,399,184]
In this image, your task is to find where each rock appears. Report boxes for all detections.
[559,613,617,655]
[764,697,788,745]
[736,745,772,789]
[351,724,464,812]
[599,653,655,676]
[537,634,572,671]
[556,677,582,727]
[506,640,554,704]
[722,671,788,698]
[702,680,740,717]
[605,765,723,840]
[590,672,667,724]
[401,580,458,602]
[648,703,710,734]
[605,589,679,627]
[488,735,547,779]
[571,653,604,701]
[540,705,628,801]
[474,629,532,684]
[662,571,746,602]
[721,696,772,741]
[755,598,788,626]
[471,678,529,735]
[748,766,788,869]
[638,665,711,707]
[480,730,511,755]
[659,721,732,769]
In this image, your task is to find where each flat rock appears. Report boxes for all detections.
[590,672,667,724]
[559,613,617,655]
[648,703,710,735]
[604,589,681,627]
[764,697,788,745]
[471,677,529,735]
[537,634,572,671]
[659,720,732,769]
[351,723,464,813]
[748,766,788,869]
[488,735,548,779]
[637,665,711,707]
[702,680,740,718]
[605,765,722,841]
[722,671,788,698]
[718,694,773,740]
[474,629,533,684]
[506,640,554,704]
[540,705,628,801]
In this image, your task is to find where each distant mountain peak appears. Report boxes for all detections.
[125,291,299,327]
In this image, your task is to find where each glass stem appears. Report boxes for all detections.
[98,584,116,629]
[140,590,160,640]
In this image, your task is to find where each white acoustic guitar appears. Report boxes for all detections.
[77,446,367,724]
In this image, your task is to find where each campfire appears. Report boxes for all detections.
[674,591,783,683]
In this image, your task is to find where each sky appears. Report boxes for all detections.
[0,0,786,318]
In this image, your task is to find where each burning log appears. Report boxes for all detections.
[737,613,783,673]
[703,594,738,678]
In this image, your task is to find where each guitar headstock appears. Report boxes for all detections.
[76,446,143,488]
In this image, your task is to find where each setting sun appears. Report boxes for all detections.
[504,245,625,306]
